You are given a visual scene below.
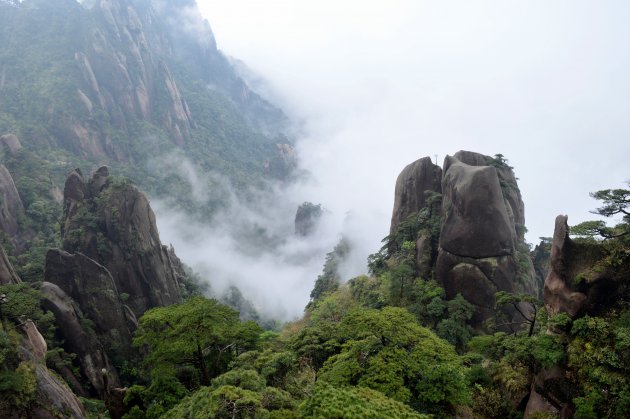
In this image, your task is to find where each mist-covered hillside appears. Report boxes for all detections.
[0,0,291,203]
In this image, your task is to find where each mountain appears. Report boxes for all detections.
[0,1,628,418]
[371,151,538,330]
[0,0,295,288]
[0,0,292,204]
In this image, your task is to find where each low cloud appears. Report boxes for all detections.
[151,154,376,321]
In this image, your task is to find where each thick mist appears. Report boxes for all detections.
[153,1,630,320]
[152,154,376,320]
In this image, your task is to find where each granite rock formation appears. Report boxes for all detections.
[524,214,630,417]
[40,281,121,398]
[390,151,538,328]
[390,156,442,235]
[40,166,185,400]
[60,166,183,318]
[0,133,22,154]
[0,252,86,418]
[295,202,323,237]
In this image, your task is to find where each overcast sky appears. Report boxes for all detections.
[194,0,630,244]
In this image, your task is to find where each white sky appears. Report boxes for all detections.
[195,0,630,245]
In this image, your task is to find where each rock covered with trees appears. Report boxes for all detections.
[385,151,538,330]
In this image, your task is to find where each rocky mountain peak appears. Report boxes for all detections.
[389,151,538,329]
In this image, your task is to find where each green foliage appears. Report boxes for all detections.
[0,283,55,340]
[290,289,356,370]
[570,183,629,241]
[308,238,350,304]
[369,191,442,277]
[494,291,541,337]
[78,397,109,419]
[211,369,266,392]
[0,361,37,414]
[567,313,630,418]
[317,307,469,414]
[299,383,429,418]
[162,385,266,419]
[488,154,514,170]
[134,296,263,386]
[348,275,386,309]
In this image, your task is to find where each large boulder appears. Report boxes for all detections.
[388,151,538,329]
[44,249,135,360]
[61,167,182,317]
[390,156,442,235]
[440,155,515,258]
[0,164,25,238]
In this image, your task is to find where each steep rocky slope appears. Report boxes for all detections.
[525,215,630,417]
[39,166,185,399]
[0,0,292,218]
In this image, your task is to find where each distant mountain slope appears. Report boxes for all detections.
[0,0,291,205]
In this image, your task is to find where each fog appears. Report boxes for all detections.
[155,1,630,320]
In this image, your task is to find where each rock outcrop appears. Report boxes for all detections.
[295,202,323,237]
[544,214,625,318]
[40,281,120,398]
[524,215,630,417]
[44,249,135,360]
[0,164,25,238]
[60,167,182,318]
[440,155,514,257]
[390,156,442,235]
[389,151,538,329]
[0,250,85,418]
[39,166,185,402]
[16,320,86,419]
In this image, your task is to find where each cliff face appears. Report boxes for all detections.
[40,166,184,397]
[59,166,182,317]
[524,215,630,416]
[0,251,86,418]
[544,215,627,319]
[390,151,538,328]
[390,156,442,236]
[0,0,287,175]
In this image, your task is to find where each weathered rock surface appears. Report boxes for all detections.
[526,214,630,417]
[0,164,25,238]
[61,167,182,318]
[440,155,515,257]
[20,320,47,361]
[389,151,538,329]
[544,214,624,318]
[40,281,120,398]
[453,150,526,240]
[10,319,86,419]
[45,249,134,360]
[0,243,21,284]
[390,156,442,235]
